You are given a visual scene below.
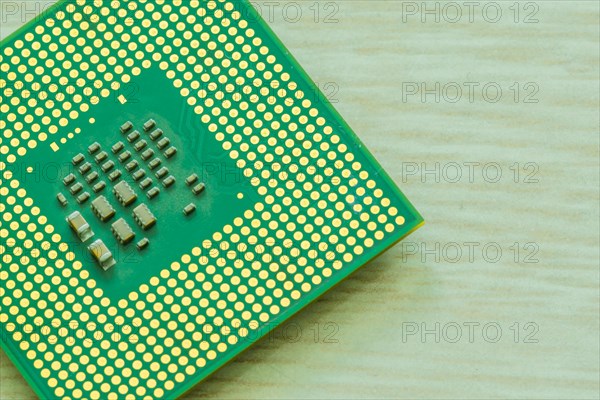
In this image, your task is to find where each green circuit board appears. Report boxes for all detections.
[0,0,423,398]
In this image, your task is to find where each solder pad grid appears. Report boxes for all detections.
[0,1,424,399]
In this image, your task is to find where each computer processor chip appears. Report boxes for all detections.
[0,1,424,399]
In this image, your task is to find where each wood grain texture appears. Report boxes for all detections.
[1,1,599,399]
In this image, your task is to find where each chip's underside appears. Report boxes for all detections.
[0,0,423,398]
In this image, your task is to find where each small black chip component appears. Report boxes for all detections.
[127,130,140,143]
[94,151,108,163]
[79,162,92,175]
[136,238,150,250]
[111,218,135,244]
[108,170,122,182]
[88,239,116,271]
[157,137,170,150]
[183,203,196,216]
[113,181,137,206]
[141,149,154,161]
[56,193,68,207]
[91,195,116,222]
[125,160,139,172]
[164,147,177,159]
[132,169,146,181]
[134,140,147,152]
[118,151,131,163]
[72,153,85,166]
[111,141,125,154]
[139,177,153,190]
[66,211,94,242]
[148,158,161,170]
[101,160,115,173]
[70,182,83,195]
[76,192,90,204]
[162,175,176,188]
[63,173,76,186]
[133,204,157,230]
[149,129,163,141]
[155,167,169,179]
[88,142,100,154]
[192,182,206,195]
[186,174,199,186]
[120,121,133,134]
[85,171,99,183]
[143,119,156,132]
[147,187,160,200]
[93,181,106,193]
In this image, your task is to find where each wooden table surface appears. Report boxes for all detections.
[1,1,599,399]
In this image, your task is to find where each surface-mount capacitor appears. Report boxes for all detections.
[79,162,92,174]
[112,141,125,154]
[141,149,155,161]
[192,182,206,195]
[146,187,160,200]
[56,193,68,207]
[148,158,161,170]
[66,211,94,242]
[143,119,156,132]
[72,153,85,166]
[94,151,108,163]
[183,203,197,216]
[88,239,116,271]
[101,160,115,173]
[162,175,176,188]
[139,177,153,190]
[127,130,141,143]
[120,121,133,134]
[136,238,150,250]
[163,147,177,159]
[119,151,132,163]
[186,174,199,186]
[149,128,163,140]
[125,160,139,172]
[88,142,100,154]
[157,137,170,150]
[93,181,106,193]
[155,167,169,179]
[108,170,122,182]
[77,192,90,204]
[63,173,76,186]
[70,182,83,195]
[132,169,146,181]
